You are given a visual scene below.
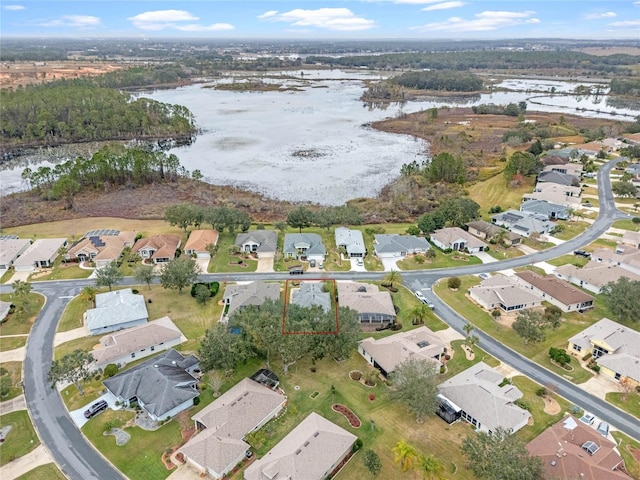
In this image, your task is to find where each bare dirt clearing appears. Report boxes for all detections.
[0,61,125,89]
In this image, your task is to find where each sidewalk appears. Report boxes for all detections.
[0,394,26,415]
[0,445,53,480]
[53,326,90,347]
[0,346,26,363]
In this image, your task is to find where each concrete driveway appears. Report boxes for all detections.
[350,258,365,272]
[256,257,274,273]
[380,257,400,271]
[474,251,497,264]
[195,257,210,274]
[69,391,118,429]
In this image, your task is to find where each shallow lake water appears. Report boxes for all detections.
[1,71,638,204]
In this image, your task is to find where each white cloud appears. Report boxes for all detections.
[394,0,444,4]
[422,1,466,11]
[584,11,617,20]
[412,10,540,32]
[128,9,234,32]
[608,19,640,27]
[3,5,25,11]
[39,15,101,28]
[258,8,375,31]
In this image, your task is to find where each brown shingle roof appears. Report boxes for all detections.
[515,270,594,306]
[132,234,181,260]
[184,230,219,253]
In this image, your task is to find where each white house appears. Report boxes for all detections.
[334,227,366,258]
[0,238,31,271]
[12,238,67,272]
[430,227,487,253]
[85,288,148,335]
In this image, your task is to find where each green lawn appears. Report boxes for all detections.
[611,431,640,480]
[443,340,499,379]
[484,243,525,261]
[208,232,258,273]
[0,336,27,351]
[57,293,94,332]
[396,249,482,270]
[522,237,555,251]
[434,276,607,384]
[0,292,45,336]
[552,220,590,240]
[0,269,13,284]
[28,261,93,282]
[612,219,640,231]
[15,463,67,480]
[467,171,536,220]
[60,376,106,411]
[605,391,640,418]
[54,336,100,360]
[0,410,40,466]
[83,409,182,480]
[384,284,448,332]
[0,361,23,402]
[545,254,590,268]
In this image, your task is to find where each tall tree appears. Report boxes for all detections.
[164,202,199,232]
[133,264,155,290]
[159,256,200,293]
[392,439,418,472]
[94,261,123,292]
[12,279,32,317]
[602,277,640,324]
[513,309,555,344]
[287,206,314,233]
[80,285,97,306]
[390,357,439,423]
[198,323,254,373]
[47,349,94,395]
[461,428,543,480]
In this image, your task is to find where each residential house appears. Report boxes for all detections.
[0,238,31,271]
[620,230,640,250]
[551,147,594,161]
[132,234,181,264]
[520,199,571,220]
[358,326,444,377]
[85,288,148,335]
[430,227,487,253]
[244,412,357,480]
[540,154,568,166]
[554,261,640,294]
[527,416,630,480]
[514,271,595,312]
[542,162,584,177]
[625,163,640,176]
[572,140,611,156]
[437,362,531,434]
[336,281,396,326]
[469,275,543,313]
[567,318,640,386]
[66,230,136,268]
[465,221,521,246]
[491,210,552,238]
[624,133,640,145]
[0,301,11,323]
[179,377,286,479]
[235,231,278,259]
[283,233,326,262]
[103,349,199,422]
[334,227,366,258]
[12,238,67,272]
[592,247,640,276]
[537,170,579,187]
[91,316,185,369]
[184,230,219,258]
[221,281,280,322]
[523,182,581,208]
[373,234,430,258]
[291,282,331,313]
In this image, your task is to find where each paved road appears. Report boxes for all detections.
[3,156,637,480]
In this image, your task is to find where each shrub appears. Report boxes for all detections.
[414,255,425,264]
[237,258,243,264]
[103,364,119,378]
[390,322,403,331]
[491,309,502,318]
[549,347,571,366]
[193,397,200,406]
[257,223,265,230]
[131,288,139,294]
[440,365,446,374]
[350,371,362,381]
[515,399,530,411]
[489,205,503,214]
[0,377,11,397]
[632,217,640,224]
[448,277,462,289]
[352,438,363,452]
[406,225,420,235]
[536,387,547,397]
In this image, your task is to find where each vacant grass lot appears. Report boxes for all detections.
[612,219,640,230]
[56,293,95,332]
[467,172,537,220]
[612,431,640,480]
[0,410,40,466]
[552,220,590,240]
[0,361,23,401]
[606,392,640,418]
[28,261,92,282]
[0,292,45,337]
[545,254,590,268]
[397,249,482,270]
[15,463,67,480]
[434,276,611,384]
[485,243,525,260]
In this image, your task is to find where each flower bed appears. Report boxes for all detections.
[349,370,362,381]
[332,404,361,428]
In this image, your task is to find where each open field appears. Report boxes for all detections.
[467,172,537,219]
[0,61,125,89]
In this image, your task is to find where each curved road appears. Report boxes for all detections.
[7,156,638,479]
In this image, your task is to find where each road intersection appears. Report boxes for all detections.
[3,156,638,479]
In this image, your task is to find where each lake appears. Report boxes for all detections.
[1,71,637,204]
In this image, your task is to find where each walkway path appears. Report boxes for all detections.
[53,326,90,347]
[0,394,26,415]
[0,346,26,363]
[0,445,54,480]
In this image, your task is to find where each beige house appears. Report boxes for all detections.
[91,316,185,369]
[541,163,584,177]
[358,326,444,377]
[184,230,219,257]
[336,281,396,326]
[465,221,521,246]
[67,230,136,268]
[592,247,640,276]
[179,378,286,479]
[514,270,594,312]
[527,416,630,480]
[469,275,543,313]
[244,412,356,480]
[0,238,31,270]
[438,362,530,434]
[523,182,582,208]
[430,227,487,253]
[132,234,181,264]
[554,261,640,294]
[13,238,67,272]
[567,318,640,386]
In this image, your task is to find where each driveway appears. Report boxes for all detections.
[350,258,365,272]
[53,326,91,347]
[195,257,210,274]
[69,391,118,429]
[474,251,497,264]
[380,257,400,271]
[256,257,274,273]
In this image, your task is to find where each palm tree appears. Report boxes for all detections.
[467,334,479,353]
[392,439,418,472]
[412,304,429,325]
[463,322,474,347]
[80,286,97,306]
[383,269,402,288]
[416,454,444,480]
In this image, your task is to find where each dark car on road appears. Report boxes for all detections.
[289,267,304,275]
[84,400,108,419]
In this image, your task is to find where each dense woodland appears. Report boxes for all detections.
[0,78,196,152]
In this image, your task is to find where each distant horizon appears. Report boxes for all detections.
[1,1,639,40]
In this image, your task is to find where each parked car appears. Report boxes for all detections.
[246,449,253,459]
[84,400,108,419]
[597,421,609,437]
[309,259,316,268]
[356,257,364,267]
[574,250,591,258]
[579,412,595,425]
[289,267,304,275]
[415,290,426,302]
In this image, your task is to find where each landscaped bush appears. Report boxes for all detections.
[103,364,118,378]
[190,282,220,298]
[448,277,462,289]
[536,387,547,397]
[491,309,501,318]
[549,347,571,366]
[353,438,363,452]
[0,376,11,397]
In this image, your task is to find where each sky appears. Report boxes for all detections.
[1,1,639,39]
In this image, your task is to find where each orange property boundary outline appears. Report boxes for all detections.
[282,278,339,334]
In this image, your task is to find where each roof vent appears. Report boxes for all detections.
[153,364,159,368]
[172,361,177,365]
[295,449,302,455]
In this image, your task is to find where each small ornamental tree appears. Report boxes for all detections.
[448,277,461,289]
[363,449,382,476]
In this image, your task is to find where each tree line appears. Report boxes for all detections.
[391,70,483,92]
[1,78,196,151]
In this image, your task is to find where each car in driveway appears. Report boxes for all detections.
[579,412,595,425]
[84,400,108,419]
[309,259,316,268]
[597,421,609,437]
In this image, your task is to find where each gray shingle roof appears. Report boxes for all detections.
[235,230,278,254]
[373,234,430,255]
[85,288,148,332]
[334,227,366,256]
[283,233,326,257]
[222,282,280,319]
[103,349,199,419]
[292,282,331,313]
[520,199,570,219]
